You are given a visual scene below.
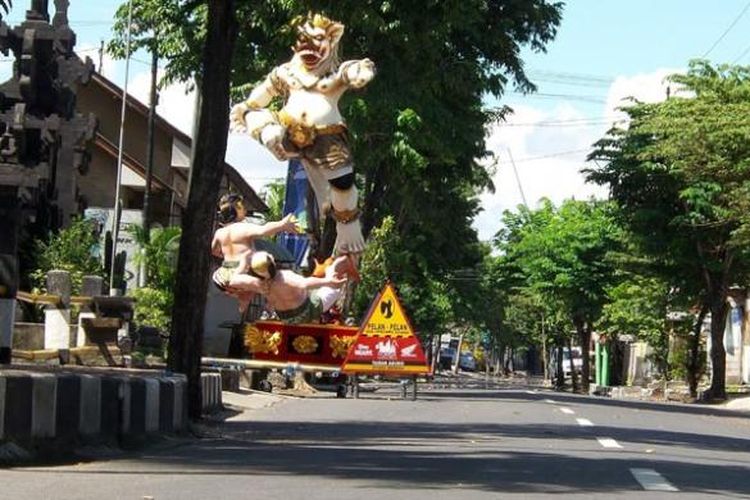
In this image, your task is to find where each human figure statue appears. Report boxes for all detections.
[211,194,300,312]
[228,251,350,324]
[230,13,375,256]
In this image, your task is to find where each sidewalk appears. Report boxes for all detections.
[222,389,288,412]
[725,395,750,412]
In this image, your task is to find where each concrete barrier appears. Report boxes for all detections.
[0,368,188,457]
[201,372,223,413]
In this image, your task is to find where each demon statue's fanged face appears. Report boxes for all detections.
[293,14,344,73]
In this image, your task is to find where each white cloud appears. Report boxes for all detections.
[605,68,680,120]
[126,69,286,192]
[475,103,609,241]
[474,67,682,242]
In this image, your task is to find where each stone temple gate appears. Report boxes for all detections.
[0,0,97,363]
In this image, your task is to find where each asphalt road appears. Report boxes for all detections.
[2,375,750,499]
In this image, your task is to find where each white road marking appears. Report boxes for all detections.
[576,418,594,427]
[559,407,575,415]
[596,437,622,449]
[525,390,537,395]
[630,468,678,492]
[544,398,556,404]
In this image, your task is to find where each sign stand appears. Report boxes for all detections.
[343,282,431,398]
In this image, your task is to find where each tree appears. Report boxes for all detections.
[587,61,750,400]
[167,0,238,419]
[494,200,621,393]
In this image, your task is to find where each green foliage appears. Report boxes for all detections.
[131,287,173,333]
[496,199,621,326]
[354,216,451,338]
[588,60,750,397]
[129,225,180,332]
[260,180,286,225]
[130,225,181,291]
[601,274,671,376]
[491,199,622,387]
[30,218,106,294]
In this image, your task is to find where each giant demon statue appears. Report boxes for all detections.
[230,14,375,256]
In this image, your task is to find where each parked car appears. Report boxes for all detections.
[439,347,455,370]
[549,347,583,379]
[459,352,477,372]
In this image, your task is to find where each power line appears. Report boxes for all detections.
[527,69,615,84]
[702,0,750,58]
[732,42,750,64]
[496,149,591,164]
[498,118,621,128]
[509,91,607,104]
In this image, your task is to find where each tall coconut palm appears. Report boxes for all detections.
[0,1,11,19]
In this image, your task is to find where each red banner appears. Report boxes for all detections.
[247,321,359,368]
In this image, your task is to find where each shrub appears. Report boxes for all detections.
[30,218,106,294]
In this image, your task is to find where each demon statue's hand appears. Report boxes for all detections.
[343,58,376,89]
[260,124,291,161]
[230,102,250,133]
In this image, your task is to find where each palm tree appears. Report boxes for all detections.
[0,1,11,19]
[131,224,181,290]
[261,179,285,223]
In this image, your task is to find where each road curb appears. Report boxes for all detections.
[0,368,197,463]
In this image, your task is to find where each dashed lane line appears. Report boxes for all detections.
[596,437,623,449]
[544,398,556,404]
[559,407,575,415]
[525,390,537,395]
[576,418,594,427]
[630,468,678,492]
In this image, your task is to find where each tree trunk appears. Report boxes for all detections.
[572,317,591,393]
[541,315,549,382]
[494,343,503,376]
[707,296,729,400]
[566,336,578,393]
[167,0,238,420]
[555,342,564,390]
[687,305,708,398]
[452,332,465,374]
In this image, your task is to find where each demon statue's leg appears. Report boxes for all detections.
[329,173,365,255]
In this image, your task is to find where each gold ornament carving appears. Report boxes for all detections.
[292,335,319,354]
[330,334,356,358]
[244,325,282,355]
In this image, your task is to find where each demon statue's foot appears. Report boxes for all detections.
[334,218,365,256]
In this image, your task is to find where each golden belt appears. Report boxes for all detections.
[277,109,347,148]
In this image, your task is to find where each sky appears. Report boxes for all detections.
[3,0,750,241]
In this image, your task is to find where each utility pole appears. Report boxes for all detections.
[143,36,159,241]
[98,39,104,73]
[507,149,529,209]
[109,0,134,294]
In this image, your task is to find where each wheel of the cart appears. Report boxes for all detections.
[336,384,347,399]
[259,379,273,393]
